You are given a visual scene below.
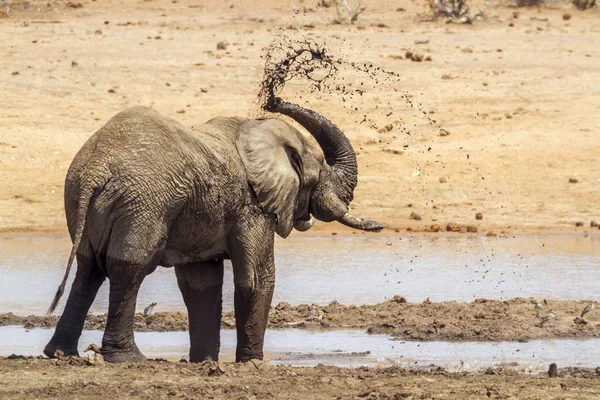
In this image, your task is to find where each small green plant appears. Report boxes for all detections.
[571,0,596,9]
[332,0,365,24]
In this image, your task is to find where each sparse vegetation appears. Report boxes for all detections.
[571,0,596,10]
[428,0,471,22]
[515,0,543,7]
[331,0,365,24]
[428,0,491,24]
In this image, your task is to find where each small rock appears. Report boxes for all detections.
[104,20,110,25]
[562,13,571,21]
[548,363,558,378]
[71,60,78,67]
[94,29,103,35]
[87,353,104,366]
[446,222,460,232]
[176,109,186,114]
[575,221,584,227]
[107,88,116,93]
[67,1,83,8]
[331,232,337,235]
[439,177,447,183]
[439,129,450,137]
[569,177,578,183]
[11,71,19,76]
[476,212,483,220]
[216,41,228,50]
[466,225,478,233]
[441,74,452,80]
[591,221,598,228]
[430,224,441,232]
[409,212,422,221]
[390,295,407,303]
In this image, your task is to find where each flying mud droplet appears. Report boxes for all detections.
[258,37,339,111]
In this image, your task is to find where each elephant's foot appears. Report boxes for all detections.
[43,339,79,358]
[101,345,146,363]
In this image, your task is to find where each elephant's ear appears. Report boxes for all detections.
[236,119,318,238]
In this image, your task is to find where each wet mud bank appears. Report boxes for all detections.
[1,358,599,400]
[3,297,598,341]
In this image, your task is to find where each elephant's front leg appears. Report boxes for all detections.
[230,220,275,362]
[175,260,224,362]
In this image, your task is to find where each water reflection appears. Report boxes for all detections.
[1,235,598,315]
[1,326,598,371]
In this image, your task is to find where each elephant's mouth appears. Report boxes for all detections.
[294,214,315,232]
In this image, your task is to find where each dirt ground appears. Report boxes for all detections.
[0,357,599,399]
[3,297,599,341]
[1,0,599,236]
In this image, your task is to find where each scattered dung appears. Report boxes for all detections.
[409,212,422,220]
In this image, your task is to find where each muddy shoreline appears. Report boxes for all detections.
[1,358,599,400]
[3,298,598,342]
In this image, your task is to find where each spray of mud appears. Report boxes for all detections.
[257,36,442,137]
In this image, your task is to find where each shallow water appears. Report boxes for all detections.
[0,235,598,315]
[1,326,598,372]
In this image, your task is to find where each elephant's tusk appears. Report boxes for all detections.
[339,213,384,232]
[294,216,315,232]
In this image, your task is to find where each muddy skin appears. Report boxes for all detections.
[3,298,599,341]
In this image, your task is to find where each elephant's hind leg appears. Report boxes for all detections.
[44,238,105,358]
[101,225,165,363]
[175,260,224,362]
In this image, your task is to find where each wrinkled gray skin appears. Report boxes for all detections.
[44,98,383,363]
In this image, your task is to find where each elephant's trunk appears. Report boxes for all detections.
[266,97,357,205]
[339,213,384,232]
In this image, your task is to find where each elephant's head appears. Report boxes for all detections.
[235,96,383,238]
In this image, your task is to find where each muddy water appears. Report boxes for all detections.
[1,326,598,372]
[0,235,598,315]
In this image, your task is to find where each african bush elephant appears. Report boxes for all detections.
[44,97,383,363]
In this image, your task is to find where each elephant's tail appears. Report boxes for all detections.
[47,186,95,315]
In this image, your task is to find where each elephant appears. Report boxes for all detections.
[44,96,383,363]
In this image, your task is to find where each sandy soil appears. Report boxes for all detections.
[3,298,599,341]
[1,358,599,399]
[1,0,599,236]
